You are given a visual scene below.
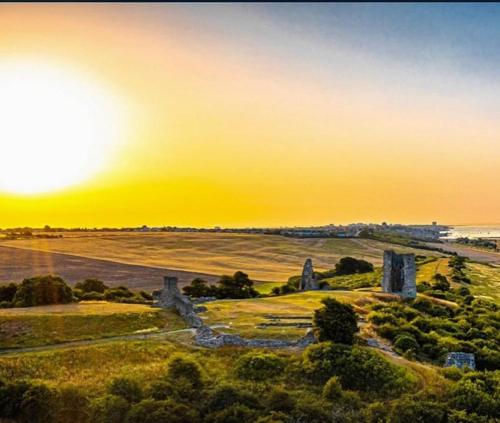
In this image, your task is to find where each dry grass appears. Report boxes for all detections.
[0,302,185,348]
[3,232,440,282]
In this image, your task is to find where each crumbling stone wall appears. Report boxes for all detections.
[153,276,203,327]
[299,258,318,290]
[195,325,316,349]
[381,250,416,298]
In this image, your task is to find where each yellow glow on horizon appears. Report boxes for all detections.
[0,60,123,195]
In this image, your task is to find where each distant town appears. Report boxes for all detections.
[0,222,449,242]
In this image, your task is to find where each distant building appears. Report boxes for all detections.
[445,352,476,370]
[381,250,416,298]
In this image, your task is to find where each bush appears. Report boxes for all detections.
[363,401,389,423]
[303,342,414,395]
[291,397,331,423]
[322,376,342,401]
[205,384,261,414]
[108,377,143,403]
[394,334,418,353]
[0,379,32,419]
[0,283,17,302]
[89,395,130,423]
[388,397,446,423]
[54,386,89,423]
[313,298,358,344]
[204,404,257,423]
[125,399,199,423]
[334,257,374,275]
[147,380,176,401]
[266,388,295,413]
[13,275,73,307]
[182,278,212,297]
[235,352,285,381]
[104,287,134,301]
[19,383,56,423]
[165,354,203,389]
[74,278,108,293]
[213,271,259,299]
[450,378,499,417]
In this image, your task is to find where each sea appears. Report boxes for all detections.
[442,225,500,240]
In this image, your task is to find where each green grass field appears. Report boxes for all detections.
[199,290,394,339]
[0,302,185,348]
[3,232,441,282]
[416,258,451,283]
[465,262,500,303]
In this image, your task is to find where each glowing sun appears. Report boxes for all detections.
[0,61,122,194]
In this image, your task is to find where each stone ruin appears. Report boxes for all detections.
[153,276,203,327]
[153,276,317,349]
[299,258,319,290]
[381,250,416,299]
[445,352,476,370]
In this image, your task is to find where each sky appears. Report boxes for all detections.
[0,3,499,228]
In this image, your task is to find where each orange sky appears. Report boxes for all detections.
[0,4,499,228]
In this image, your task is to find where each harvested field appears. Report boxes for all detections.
[2,232,440,283]
[0,245,217,291]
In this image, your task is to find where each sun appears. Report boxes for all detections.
[0,60,122,195]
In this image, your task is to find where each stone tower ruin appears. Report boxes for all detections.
[381,250,416,298]
[299,258,318,290]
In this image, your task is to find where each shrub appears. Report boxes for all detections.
[0,283,17,302]
[204,404,257,423]
[74,278,108,293]
[104,287,134,301]
[322,376,342,401]
[266,388,295,413]
[54,386,89,423]
[291,397,331,423]
[450,378,499,417]
[394,334,418,353]
[205,384,260,414]
[19,383,56,423]
[0,379,32,419]
[313,298,358,344]
[125,399,199,423]
[255,411,291,423]
[334,257,374,275]
[147,380,176,401]
[108,377,143,403]
[363,401,389,423]
[388,397,447,423]
[165,354,203,389]
[13,275,73,307]
[182,278,212,297]
[89,395,130,423]
[303,343,414,395]
[235,352,285,381]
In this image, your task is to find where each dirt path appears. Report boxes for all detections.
[426,242,500,265]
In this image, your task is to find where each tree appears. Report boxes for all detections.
[334,257,373,275]
[214,271,259,299]
[182,278,211,297]
[74,279,108,293]
[0,283,17,303]
[125,399,199,423]
[165,354,204,390]
[313,298,358,344]
[13,275,73,307]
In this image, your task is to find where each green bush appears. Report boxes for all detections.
[266,388,295,413]
[388,397,447,423]
[165,354,203,389]
[54,386,89,423]
[313,298,358,344]
[322,376,342,401]
[13,275,73,307]
[205,384,260,414]
[204,404,257,423]
[235,352,285,381]
[334,257,374,275]
[89,395,130,423]
[125,399,199,423]
[394,334,418,353]
[108,377,143,403]
[74,279,108,293]
[0,283,17,302]
[19,383,56,423]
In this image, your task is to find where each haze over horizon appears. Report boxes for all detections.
[1,3,499,228]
